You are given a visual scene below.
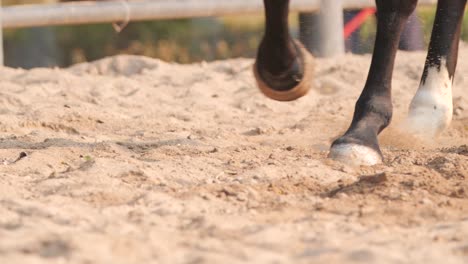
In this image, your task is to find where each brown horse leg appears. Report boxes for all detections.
[406,0,467,137]
[254,0,314,102]
[329,0,418,166]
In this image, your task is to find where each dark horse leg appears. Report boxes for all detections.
[406,0,467,137]
[329,0,418,165]
[254,0,314,102]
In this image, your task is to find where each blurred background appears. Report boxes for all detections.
[3,0,468,68]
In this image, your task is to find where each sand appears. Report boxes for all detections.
[0,43,467,264]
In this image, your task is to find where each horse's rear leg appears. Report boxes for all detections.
[329,0,418,166]
[254,0,314,101]
[406,0,467,137]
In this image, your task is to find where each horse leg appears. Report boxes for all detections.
[329,0,418,166]
[406,0,467,137]
[254,0,314,101]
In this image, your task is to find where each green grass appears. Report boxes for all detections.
[4,8,468,67]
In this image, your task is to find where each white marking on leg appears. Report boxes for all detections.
[406,59,453,137]
[329,144,382,166]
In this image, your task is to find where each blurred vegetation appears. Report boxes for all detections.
[4,16,266,67]
[3,1,468,67]
[342,7,468,53]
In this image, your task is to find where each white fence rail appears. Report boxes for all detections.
[0,0,438,64]
[1,0,437,28]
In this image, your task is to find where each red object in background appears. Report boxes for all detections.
[344,8,377,39]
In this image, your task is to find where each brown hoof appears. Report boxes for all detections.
[253,41,314,102]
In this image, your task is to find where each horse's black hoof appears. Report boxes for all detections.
[253,41,314,102]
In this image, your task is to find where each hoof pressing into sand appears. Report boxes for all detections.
[328,144,383,166]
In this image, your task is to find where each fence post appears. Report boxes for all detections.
[299,0,344,57]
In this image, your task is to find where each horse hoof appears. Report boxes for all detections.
[405,64,453,138]
[328,143,383,166]
[253,41,314,102]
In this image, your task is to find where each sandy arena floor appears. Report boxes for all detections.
[0,43,467,264]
